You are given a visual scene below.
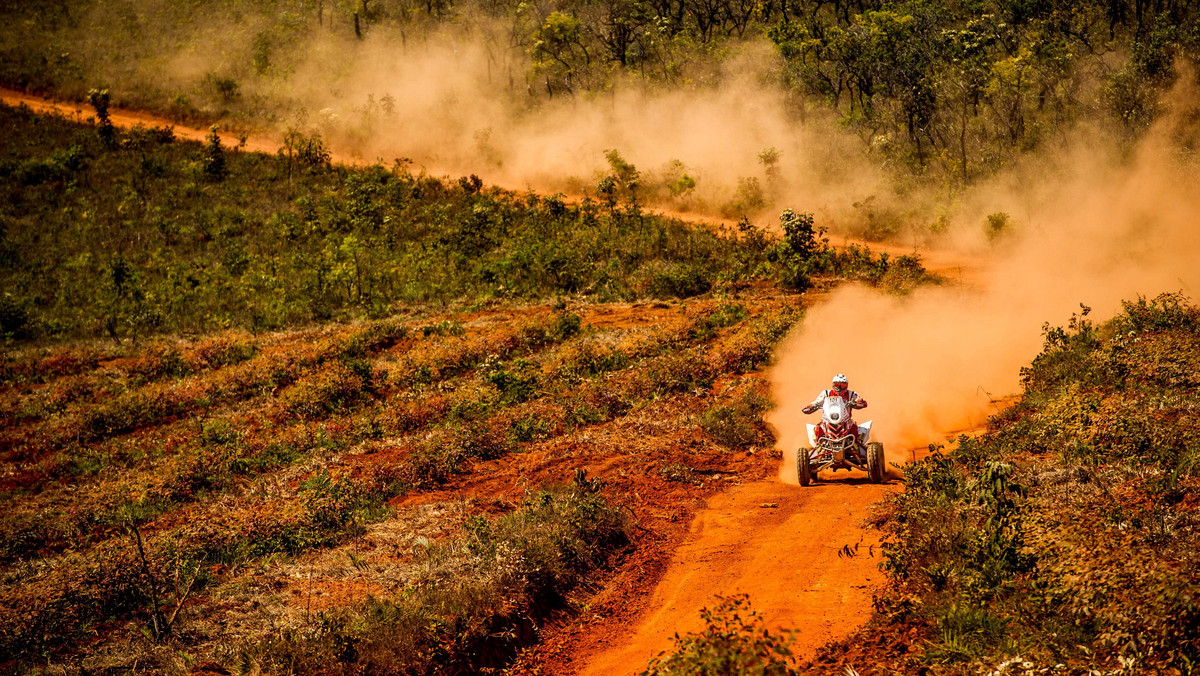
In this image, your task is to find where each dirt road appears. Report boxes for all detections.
[0,88,282,155]
[577,477,892,673]
[1,86,972,672]
[572,474,892,674]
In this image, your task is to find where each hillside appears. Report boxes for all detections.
[0,101,930,674]
[4,0,1200,671]
[0,100,923,343]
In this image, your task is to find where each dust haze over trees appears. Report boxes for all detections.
[1,0,1198,186]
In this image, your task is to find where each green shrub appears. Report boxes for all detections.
[280,359,384,419]
[509,413,551,443]
[202,125,226,180]
[128,344,190,383]
[0,294,32,338]
[194,337,257,367]
[985,212,1011,241]
[1113,291,1200,334]
[484,357,539,405]
[642,595,795,675]
[699,401,759,449]
[649,263,712,299]
[420,320,465,337]
[547,311,582,341]
[926,604,1007,663]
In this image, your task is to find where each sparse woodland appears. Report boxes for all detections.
[2,0,1197,183]
[2,0,1200,674]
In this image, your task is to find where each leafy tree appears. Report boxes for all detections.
[203,126,227,181]
[86,88,115,147]
[532,11,590,94]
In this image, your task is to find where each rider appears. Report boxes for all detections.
[802,374,868,453]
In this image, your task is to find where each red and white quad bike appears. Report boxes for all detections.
[797,395,886,486]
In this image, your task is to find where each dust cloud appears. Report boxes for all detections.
[94,10,885,224]
[269,27,885,221]
[769,82,1200,478]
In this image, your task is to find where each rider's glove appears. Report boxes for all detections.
[802,405,816,414]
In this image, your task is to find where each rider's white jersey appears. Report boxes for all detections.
[809,389,864,409]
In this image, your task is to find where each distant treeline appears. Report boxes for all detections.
[2,1,1198,181]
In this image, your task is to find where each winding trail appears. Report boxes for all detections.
[1,87,982,672]
[0,88,280,154]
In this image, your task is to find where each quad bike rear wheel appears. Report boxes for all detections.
[797,448,813,486]
[867,442,885,484]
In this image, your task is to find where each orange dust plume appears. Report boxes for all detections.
[768,77,1200,480]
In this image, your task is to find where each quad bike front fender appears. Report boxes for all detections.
[808,420,872,447]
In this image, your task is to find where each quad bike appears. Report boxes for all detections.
[797,395,885,486]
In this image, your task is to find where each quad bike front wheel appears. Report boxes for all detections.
[867,442,885,484]
[797,448,813,487]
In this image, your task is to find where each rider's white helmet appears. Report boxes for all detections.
[832,373,848,385]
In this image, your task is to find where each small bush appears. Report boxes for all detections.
[547,311,582,342]
[128,344,190,382]
[194,337,257,367]
[0,294,32,338]
[642,595,795,675]
[700,408,758,449]
[649,263,712,299]
[420,320,465,337]
[1113,291,1199,334]
[985,212,1011,241]
[509,413,551,443]
[483,356,539,405]
[926,604,1007,663]
[279,359,384,419]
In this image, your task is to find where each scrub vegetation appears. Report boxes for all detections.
[0,76,936,673]
[0,102,925,343]
[809,293,1200,673]
[13,1,1199,672]
[1,293,802,673]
